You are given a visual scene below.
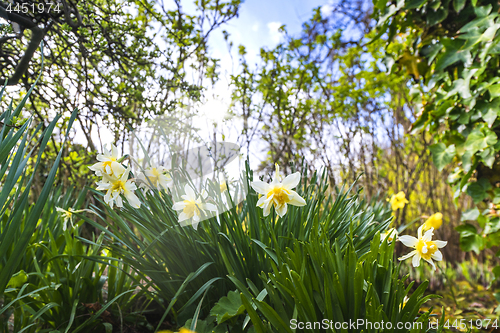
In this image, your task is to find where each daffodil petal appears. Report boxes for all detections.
[125,192,141,208]
[431,250,443,261]
[184,184,196,200]
[263,201,273,217]
[399,250,416,261]
[398,235,418,248]
[424,258,436,270]
[251,181,269,194]
[412,252,421,267]
[205,203,217,212]
[256,195,267,207]
[288,190,306,206]
[172,202,186,210]
[178,212,190,222]
[434,240,447,248]
[276,203,287,217]
[422,228,434,242]
[282,172,301,189]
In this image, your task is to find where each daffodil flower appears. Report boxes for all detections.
[250,163,306,217]
[172,184,217,229]
[56,207,94,231]
[137,163,172,190]
[56,207,74,231]
[422,212,443,230]
[388,191,409,211]
[398,225,447,270]
[89,144,125,177]
[220,181,227,193]
[96,167,141,209]
[380,228,398,243]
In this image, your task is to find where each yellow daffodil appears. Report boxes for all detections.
[250,163,306,217]
[89,144,125,177]
[172,184,217,229]
[388,191,408,211]
[220,181,227,193]
[398,225,447,270]
[380,228,398,243]
[422,212,443,230]
[137,163,172,190]
[96,167,141,209]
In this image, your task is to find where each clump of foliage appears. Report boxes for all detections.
[371,0,500,305]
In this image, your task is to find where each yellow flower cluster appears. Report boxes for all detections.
[382,190,448,270]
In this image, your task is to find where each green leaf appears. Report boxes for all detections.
[461,149,474,172]
[404,0,428,9]
[466,178,492,204]
[489,84,500,98]
[453,0,466,12]
[465,127,497,154]
[7,270,27,288]
[480,147,495,168]
[210,290,245,324]
[430,143,456,171]
[435,39,471,72]
[462,208,480,221]
[456,224,483,254]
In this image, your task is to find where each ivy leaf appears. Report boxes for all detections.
[430,143,456,171]
[480,147,495,168]
[209,290,245,324]
[465,126,497,153]
[453,0,466,13]
[489,84,500,98]
[435,39,471,72]
[461,149,474,172]
[461,208,480,221]
[404,0,428,10]
[466,178,492,204]
[456,224,483,254]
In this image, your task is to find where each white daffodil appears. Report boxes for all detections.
[89,144,125,177]
[220,181,227,193]
[380,228,398,243]
[398,225,447,270]
[250,163,306,217]
[56,207,95,231]
[96,167,141,209]
[56,207,75,231]
[137,163,172,190]
[172,184,217,229]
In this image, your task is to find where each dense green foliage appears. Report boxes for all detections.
[371,0,500,301]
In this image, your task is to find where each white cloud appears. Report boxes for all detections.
[267,21,283,44]
[251,22,259,32]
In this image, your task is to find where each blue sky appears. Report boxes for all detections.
[209,0,329,73]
